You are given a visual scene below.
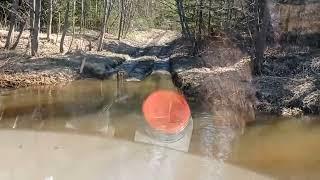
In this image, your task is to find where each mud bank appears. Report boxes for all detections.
[0,50,126,88]
[170,44,320,116]
[170,41,256,126]
[0,29,178,88]
[0,30,124,88]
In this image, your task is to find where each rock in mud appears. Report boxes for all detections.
[72,54,125,79]
[127,60,154,81]
[109,60,139,79]
[108,56,156,81]
[152,58,170,75]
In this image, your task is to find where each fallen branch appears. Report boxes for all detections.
[79,57,86,74]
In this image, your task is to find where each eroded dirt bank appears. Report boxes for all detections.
[0,29,177,89]
[170,42,320,116]
[170,39,256,125]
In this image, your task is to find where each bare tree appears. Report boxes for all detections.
[208,0,212,35]
[11,19,27,50]
[175,0,197,54]
[31,0,41,56]
[0,10,8,28]
[29,0,35,47]
[118,0,124,40]
[79,0,84,48]
[47,0,53,41]
[251,0,269,75]
[175,0,191,40]
[60,1,70,53]
[98,0,113,51]
[105,0,114,33]
[197,0,204,39]
[55,11,60,43]
[80,0,84,33]
[123,0,136,37]
[5,0,19,49]
[68,0,76,52]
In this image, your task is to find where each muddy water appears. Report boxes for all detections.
[0,75,320,179]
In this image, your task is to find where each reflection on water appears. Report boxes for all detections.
[190,112,240,180]
[0,75,174,134]
[192,112,238,160]
[0,75,320,179]
[231,115,320,179]
[147,146,171,179]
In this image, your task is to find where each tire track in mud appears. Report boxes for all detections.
[105,31,179,81]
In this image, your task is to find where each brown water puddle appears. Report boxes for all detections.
[0,75,320,179]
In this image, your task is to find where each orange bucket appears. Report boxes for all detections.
[142,90,191,135]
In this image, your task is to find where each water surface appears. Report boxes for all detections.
[0,75,320,179]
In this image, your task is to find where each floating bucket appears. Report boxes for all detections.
[142,90,192,143]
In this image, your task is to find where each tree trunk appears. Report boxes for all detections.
[60,1,70,53]
[252,0,268,75]
[118,0,124,40]
[208,0,212,35]
[123,1,135,38]
[197,0,203,39]
[94,0,101,28]
[176,0,196,54]
[98,0,112,51]
[68,0,76,52]
[105,0,114,33]
[123,0,135,38]
[11,20,26,50]
[79,0,84,49]
[5,0,18,49]
[56,11,60,43]
[121,1,127,37]
[29,0,35,50]
[175,0,187,37]
[31,0,41,56]
[80,0,84,34]
[47,0,53,41]
[30,0,35,29]
[175,0,191,40]
[3,13,8,28]
[84,0,88,28]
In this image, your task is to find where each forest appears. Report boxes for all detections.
[0,0,277,68]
